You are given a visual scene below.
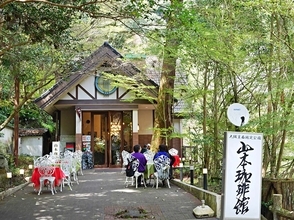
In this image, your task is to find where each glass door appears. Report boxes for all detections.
[110,112,122,166]
[92,111,125,167]
[122,111,132,152]
[82,111,133,167]
[93,113,107,166]
[109,111,133,167]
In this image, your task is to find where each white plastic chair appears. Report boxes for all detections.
[71,155,81,185]
[38,166,57,195]
[153,155,171,189]
[63,150,80,185]
[121,150,130,174]
[73,150,83,176]
[168,148,178,156]
[64,150,80,185]
[143,151,155,185]
[34,156,44,168]
[143,150,155,164]
[123,152,135,186]
[124,154,146,188]
[133,170,147,188]
[60,157,73,191]
[37,156,57,195]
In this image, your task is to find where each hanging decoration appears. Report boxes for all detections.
[75,107,81,119]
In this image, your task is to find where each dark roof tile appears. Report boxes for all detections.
[19,128,48,137]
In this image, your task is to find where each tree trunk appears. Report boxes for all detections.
[14,76,19,166]
[151,55,177,148]
[202,63,209,168]
[151,0,182,150]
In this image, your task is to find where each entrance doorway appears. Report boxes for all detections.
[82,111,133,167]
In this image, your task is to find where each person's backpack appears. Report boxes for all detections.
[125,158,136,177]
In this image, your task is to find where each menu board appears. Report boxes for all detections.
[82,135,91,141]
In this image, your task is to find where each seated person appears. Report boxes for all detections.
[140,144,148,154]
[153,144,170,162]
[153,144,171,186]
[153,144,172,174]
[167,150,175,179]
[131,144,147,187]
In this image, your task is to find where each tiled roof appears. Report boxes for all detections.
[34,42,186,116]
[34,42,158,114]
[19,128,48,137]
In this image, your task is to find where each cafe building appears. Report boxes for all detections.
[35,42,183,168]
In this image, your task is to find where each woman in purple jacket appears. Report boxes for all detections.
[131,144,147,187]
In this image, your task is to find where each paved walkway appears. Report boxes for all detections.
[0,168,218,220]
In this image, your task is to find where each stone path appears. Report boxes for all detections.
[0,168,219,220]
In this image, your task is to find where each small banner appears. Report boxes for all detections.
[52,141,60,157]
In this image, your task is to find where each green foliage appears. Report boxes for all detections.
[0,1,87,132]
[17,155,34,169]
[2,0,294,180]
[0,154,33,192]
[261,200,273,209]
[0,101,54,130]
[0,141,11,157]
[19,103,55,130]
[2,2,76,45]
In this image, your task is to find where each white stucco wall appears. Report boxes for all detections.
[0,127,14,153]
[0,127,13,144]
[138,110,153,134]
[60,75,136,101]
[173,119,182,134]
[60,109,76,135]
[19,136,43,156]
[59,135,76,152]
[60,109,76,151]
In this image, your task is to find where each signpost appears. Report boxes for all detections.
[221,103,263,220]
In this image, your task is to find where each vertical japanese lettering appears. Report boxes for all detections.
[233,141,254,215]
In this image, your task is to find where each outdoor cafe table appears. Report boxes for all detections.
[31,167,65,190]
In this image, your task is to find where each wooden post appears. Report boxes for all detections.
[270,193,294,219]
[272,194,282,220]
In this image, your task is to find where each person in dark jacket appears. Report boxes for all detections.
[153,144,174,185]
[153,144,170,160]
[159,145,175,179]
[167,149,175,179]
[140,144,148,154]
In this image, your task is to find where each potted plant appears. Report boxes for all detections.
[94,138,105,153]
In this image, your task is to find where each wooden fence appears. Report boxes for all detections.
[262,178,294,219]
[270,194,294,220]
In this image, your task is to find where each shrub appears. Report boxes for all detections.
[0,154,34,192]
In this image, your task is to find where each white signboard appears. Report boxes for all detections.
[221,132,263,220]
[52,141,60,157]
